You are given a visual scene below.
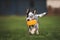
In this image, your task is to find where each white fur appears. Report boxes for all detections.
[30,28,36,34]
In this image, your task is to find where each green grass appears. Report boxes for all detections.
[0,16,60,40]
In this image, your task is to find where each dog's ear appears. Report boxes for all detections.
[26,8,30,17]
[26,9,29,13]
[33,9,38,14]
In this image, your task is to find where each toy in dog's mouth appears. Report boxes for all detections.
[27,19,37,26]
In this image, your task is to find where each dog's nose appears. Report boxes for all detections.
[27,19,30,21]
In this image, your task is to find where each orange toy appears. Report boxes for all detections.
[27,20,37,26]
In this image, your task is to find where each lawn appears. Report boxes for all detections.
[0,16,60,40]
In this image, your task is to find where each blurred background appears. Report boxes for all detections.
[0,0,60,16]
[0,0,47,16]
[47,0,60,16]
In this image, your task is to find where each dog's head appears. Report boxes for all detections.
[26,9,34,17]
